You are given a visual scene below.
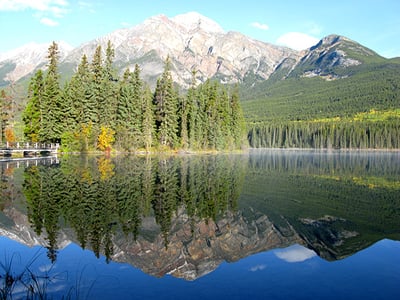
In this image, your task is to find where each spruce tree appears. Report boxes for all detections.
[142,85,155,152]
[90,45,103,125]
[69,54,96,125]
[186,71,198,149]
[23,70,44,142]
[101,41,118,128]
[153,57,178,148]
[229,85,246,148]
[116,69,133,150]
[130,64,144,148]
[40,41,63,143]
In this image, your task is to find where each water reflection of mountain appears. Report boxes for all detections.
[1,151,399,280]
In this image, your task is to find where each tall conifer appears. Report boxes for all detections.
[153,57,178,148]
[40,41,63,142]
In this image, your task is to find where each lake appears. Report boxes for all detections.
[1,149,399,299]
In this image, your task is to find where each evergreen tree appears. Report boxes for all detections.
[90,45,103,125]
[202,80,219,149]
[116,68,133,150]
[153,57,178,148]
[116,65,143,150]
[230,85,246,148]
[186,71,198,149]
[23,70,44,142]
[69,54,96,125]
[101,41,118,128]
[40,41,63,142]
[142,85,155,152]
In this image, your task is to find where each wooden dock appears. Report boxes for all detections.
[0,156,59,166]
[0,142,59,158]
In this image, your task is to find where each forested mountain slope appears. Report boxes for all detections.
[241,35,400,149]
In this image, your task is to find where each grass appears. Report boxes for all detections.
[0,248,88,300]
[0,249,55,300]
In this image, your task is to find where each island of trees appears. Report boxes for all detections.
[21,41,247,153]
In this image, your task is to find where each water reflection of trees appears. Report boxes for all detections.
[248,149,400,177]
[22,155,247,262]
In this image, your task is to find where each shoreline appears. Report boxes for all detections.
[1,147,399,161]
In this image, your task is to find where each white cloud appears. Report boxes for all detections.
[276,32,320,51]
[0,0,68,26]
[40,17,59,26]
[274,244,317,263]
[251,22,269,31]
[250,264,267,272]
[78,1,95,13]
[0,0,68,12]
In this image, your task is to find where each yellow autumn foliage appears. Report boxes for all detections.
[97,125,115,151]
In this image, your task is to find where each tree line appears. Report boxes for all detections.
[21,41,247,152]
[248,118,400,149]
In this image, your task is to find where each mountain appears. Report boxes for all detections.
[0,41,72,86]
[1,12,395,91]
[240,33,400,124]
[60,12,300,88]
[0,12,301,88]
[287,34,387,79]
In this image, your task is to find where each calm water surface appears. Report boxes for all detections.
[0,149,399,299]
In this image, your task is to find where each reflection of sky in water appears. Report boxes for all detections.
[1,237,400,300]
[274,244,317,262]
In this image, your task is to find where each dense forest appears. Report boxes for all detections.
[248,112,400,149]
[18,41,247,152]
[242,62,400,149]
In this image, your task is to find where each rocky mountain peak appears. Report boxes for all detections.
[59,12,300,88]
[291,33,383,80]
[0,12,383,89]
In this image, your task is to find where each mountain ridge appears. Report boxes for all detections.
[1,12,384,89]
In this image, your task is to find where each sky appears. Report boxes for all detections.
[1,0,400,58]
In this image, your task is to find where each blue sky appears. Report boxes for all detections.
[1,0,400,57]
